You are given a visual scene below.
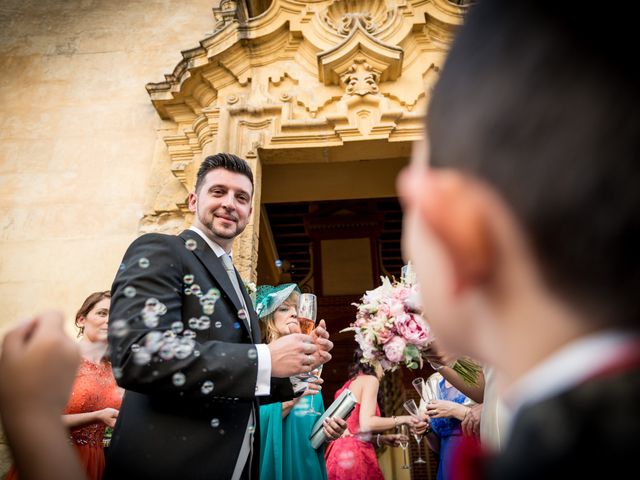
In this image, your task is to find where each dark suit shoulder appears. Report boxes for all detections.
[129,232,183,248]
[489,367,640,479]
[121,233,188,260]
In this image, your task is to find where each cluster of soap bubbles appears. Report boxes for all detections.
[184,274,220,316]
[110,294,196,366]
[111,246,233,405]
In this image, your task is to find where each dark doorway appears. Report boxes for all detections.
[257,197,403,405]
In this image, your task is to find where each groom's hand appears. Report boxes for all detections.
[268,333,318,377]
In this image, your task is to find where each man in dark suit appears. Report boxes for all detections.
[397,0,640,477]
[105,153,333,479]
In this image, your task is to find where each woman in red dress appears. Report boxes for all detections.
[6,291,122,480]
[325,349,423,480]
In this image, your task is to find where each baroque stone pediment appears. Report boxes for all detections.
[142,0,468,272]
[146,0,465,145]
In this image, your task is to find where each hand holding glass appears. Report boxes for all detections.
[297,293,321,415]
[403,399,427,464]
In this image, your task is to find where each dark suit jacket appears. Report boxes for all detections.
[487,360,640,479]
[104,230,293,480]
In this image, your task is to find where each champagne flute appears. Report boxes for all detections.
[397,423,410,469]
[297,293,321,415]
[412,377,430,406]
[403,399,427,464]
[297,293,317,335]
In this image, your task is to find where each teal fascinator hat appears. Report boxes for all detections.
[254,283,300,319]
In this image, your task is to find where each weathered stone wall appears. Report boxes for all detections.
[0,0,218,337]
[0,1,218,471]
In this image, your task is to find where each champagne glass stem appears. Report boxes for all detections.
[414,435,426,463]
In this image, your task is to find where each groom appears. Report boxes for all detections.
[105,153,333,479]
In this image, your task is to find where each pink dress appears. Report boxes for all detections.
[325,377,385,480]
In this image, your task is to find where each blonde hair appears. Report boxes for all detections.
[261,291,299,343]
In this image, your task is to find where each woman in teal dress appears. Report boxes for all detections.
[255,284,344,480]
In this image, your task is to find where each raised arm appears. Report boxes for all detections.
[357,375,421,433]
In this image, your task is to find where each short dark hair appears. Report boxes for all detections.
[428,1,640,329]
[195,153,254,194]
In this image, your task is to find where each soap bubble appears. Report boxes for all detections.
[172,372,186,387]
[133,348,151,365]
[201,381,214,395]
[138,257,150,269]
[110,319,129,338]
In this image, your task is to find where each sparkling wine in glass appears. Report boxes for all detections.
[297,293,321,415]
[297,293,317,335]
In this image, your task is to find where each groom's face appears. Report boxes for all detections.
[189,168,253,244]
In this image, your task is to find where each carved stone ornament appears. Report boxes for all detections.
[343,61,379,96]
[334,12,378,35]
[320,0,388,36]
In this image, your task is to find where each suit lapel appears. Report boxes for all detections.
[179,230,251,334]
[231,265,261,342]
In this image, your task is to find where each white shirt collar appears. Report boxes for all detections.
[505,330,638,418]
[188,226,229,259]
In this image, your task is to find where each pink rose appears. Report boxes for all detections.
[383,336,406,363]
[377,327,394,344]
[395,313,431,346]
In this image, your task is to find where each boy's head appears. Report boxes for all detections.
[399,1,640,366]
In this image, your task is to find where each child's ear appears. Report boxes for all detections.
[419,169,495,294]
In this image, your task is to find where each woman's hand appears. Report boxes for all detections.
[301,375,323,396]
[398,414,423,427]
[96,407,119,428]
[413,417,431,435]
[396,414,428,434]
[379,433,408,447]
[426,400,468,421]
[461,403,482,436]
[425,340,457,370]
[323,417,347,440]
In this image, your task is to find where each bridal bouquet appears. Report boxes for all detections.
[342,264,480,384]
